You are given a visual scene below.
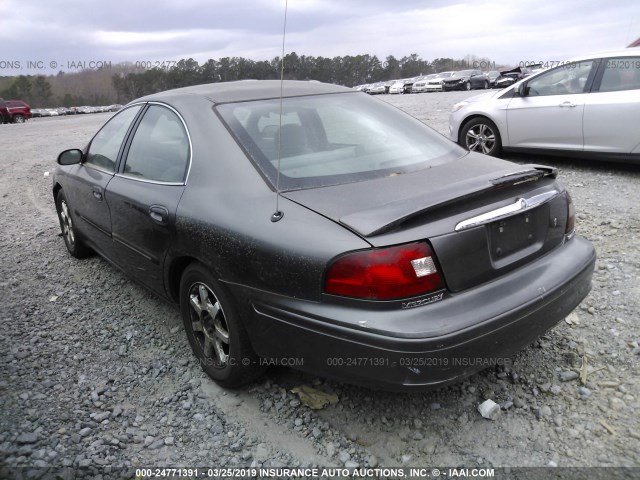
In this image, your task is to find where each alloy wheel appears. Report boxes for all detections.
[465,123,496,155]
[59,200,75,246]
[188,282,230,365]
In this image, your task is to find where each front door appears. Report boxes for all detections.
[506,60,596,151]
[66,105,143,254]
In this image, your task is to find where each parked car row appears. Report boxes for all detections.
[31,105,123,117]
[0,99,32,123]
[354,65,544,95]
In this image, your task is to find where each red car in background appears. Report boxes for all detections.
[0,99,32,123]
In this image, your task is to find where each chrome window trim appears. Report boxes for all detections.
[118,101,193,186]
[455,190,560,232]
[113,173,185,187]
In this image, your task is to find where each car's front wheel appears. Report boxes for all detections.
[484,80,489,89]
[460,117,502,157]
[55,190,91,258]
[465,81,471,91]
[180,263,265,388]
[13,114,25,123]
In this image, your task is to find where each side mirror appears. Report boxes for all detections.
[517,83,529,97]
[57,149,83,165]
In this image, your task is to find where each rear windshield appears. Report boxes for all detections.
[216,92,462,190]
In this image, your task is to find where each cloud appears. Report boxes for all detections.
[0,0,637,75]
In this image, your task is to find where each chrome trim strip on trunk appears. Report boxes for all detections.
[454,190,559,232]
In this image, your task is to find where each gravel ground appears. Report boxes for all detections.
[1,92,639,478]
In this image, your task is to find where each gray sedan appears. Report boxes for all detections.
[449,49,640,161]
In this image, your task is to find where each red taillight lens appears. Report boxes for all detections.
[565,191,575,235]
[325,242,444,300]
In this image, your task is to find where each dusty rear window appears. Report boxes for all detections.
[217,92,463,191]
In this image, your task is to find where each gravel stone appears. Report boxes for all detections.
[478,400,501,420]
[559,371,579,382]
[338,451,351,464]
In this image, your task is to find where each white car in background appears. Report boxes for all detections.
[449,49,640,162]
[425,71,455,92]
[412,74,438,93]
[389,81,405,94]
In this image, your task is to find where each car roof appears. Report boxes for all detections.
[570,48,639,62]
[134,80,352,105]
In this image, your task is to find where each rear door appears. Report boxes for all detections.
[505,60,596,150]
[65,105,143,254]
[583,56,640,153]
[105,103,190,296]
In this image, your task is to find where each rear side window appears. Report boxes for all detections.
[217,92,462,190]
[85,105,142,172]
[598,57,640,92]
[122,105,190,183]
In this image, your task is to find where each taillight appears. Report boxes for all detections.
[325,242,444,300]
[565,191,575,235]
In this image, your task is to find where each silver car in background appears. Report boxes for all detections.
[449,49,640,161]
[425,72,455,92]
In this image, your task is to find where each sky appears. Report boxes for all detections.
[1,0,638,75]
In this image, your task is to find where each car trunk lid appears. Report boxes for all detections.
[284,154,567,293]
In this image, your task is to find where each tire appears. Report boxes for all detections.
[484,80,489,89]
[13,114,25,124]
[179,263,266,388]
[55,190,91,258]
[459,117,503,157]
[465,81,471,91]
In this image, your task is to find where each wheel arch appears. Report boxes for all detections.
[167,255,228,305]
[167,256,199,304]
[53,182,62,202]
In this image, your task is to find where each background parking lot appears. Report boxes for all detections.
[1,91,639,473]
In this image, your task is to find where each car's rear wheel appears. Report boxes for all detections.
[460,117,502,157]
[13,114,25,123]
[180,263,265,388]
[55,190,91,258]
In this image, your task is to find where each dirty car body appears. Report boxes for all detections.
[52,80,595,391]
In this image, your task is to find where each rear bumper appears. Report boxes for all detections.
[233,236,595,391]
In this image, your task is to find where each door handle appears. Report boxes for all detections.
[149,205,169,225]
[92,187,103,200]
[559,101,577,108]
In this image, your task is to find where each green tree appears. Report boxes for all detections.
[32,76,53,107]
[1,75,33,100]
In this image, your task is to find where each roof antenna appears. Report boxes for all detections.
[271,0,288,223]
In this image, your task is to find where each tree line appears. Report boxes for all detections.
[0,53,498,107]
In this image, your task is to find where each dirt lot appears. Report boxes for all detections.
[1,92,639,478]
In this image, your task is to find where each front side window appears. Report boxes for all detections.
[217,92,463,190]
[598,57,640,92]
[122,105,190,183]
[85,105,142,172]
[526,61,595,96]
